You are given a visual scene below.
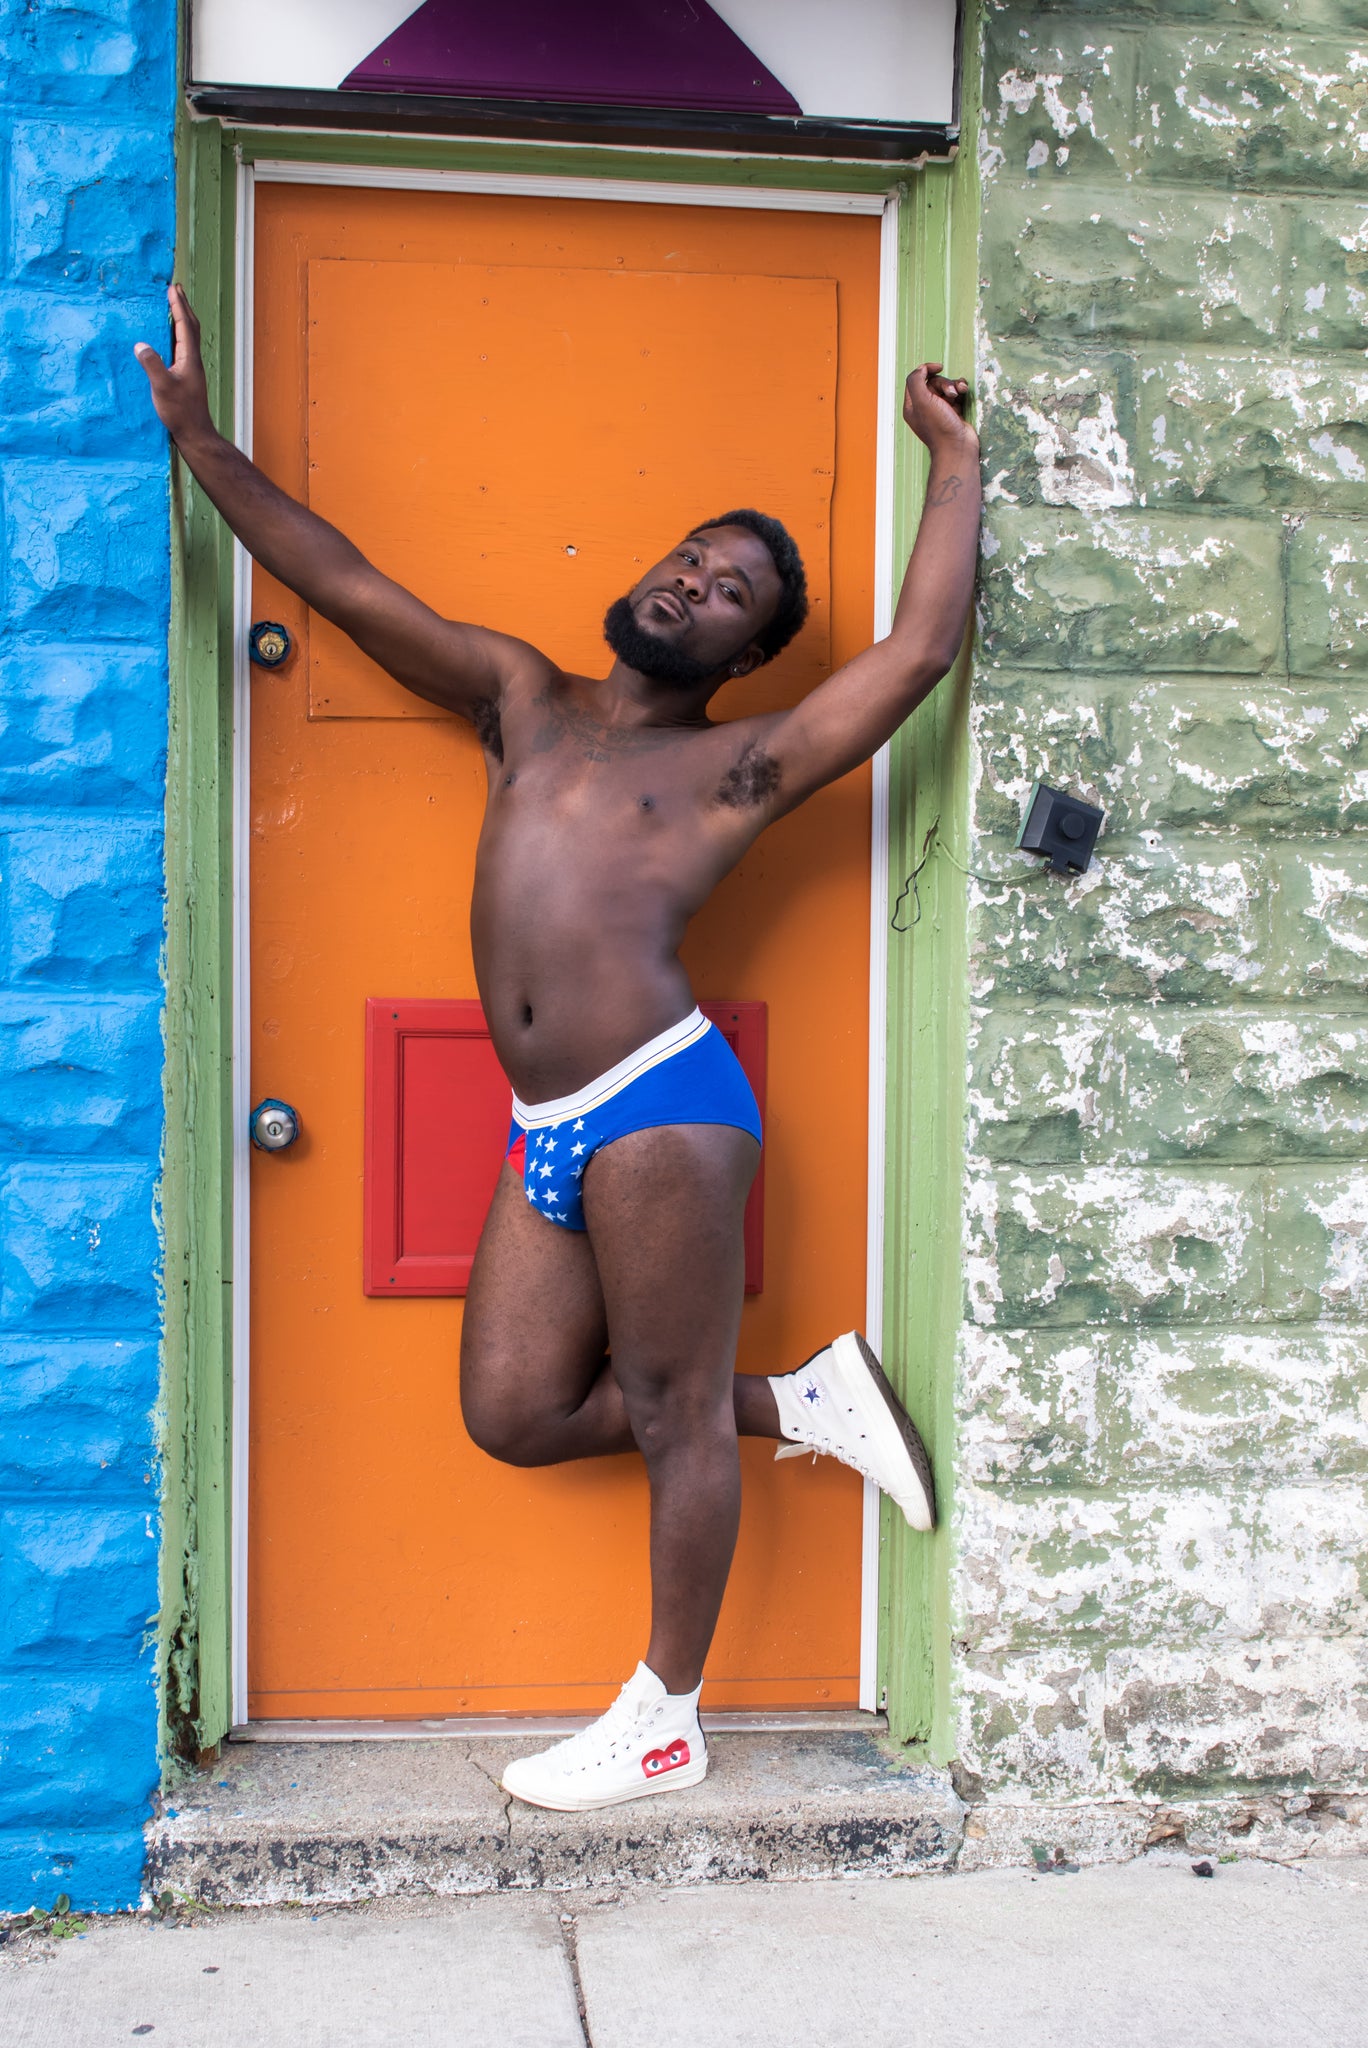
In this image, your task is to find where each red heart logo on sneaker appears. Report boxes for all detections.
[641,1737,691,1777]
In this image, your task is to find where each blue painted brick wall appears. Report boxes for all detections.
[0,1,174,1912]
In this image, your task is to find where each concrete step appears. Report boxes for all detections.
[146,1731,965,1904]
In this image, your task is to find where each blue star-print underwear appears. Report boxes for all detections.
[506,1007,762,1231]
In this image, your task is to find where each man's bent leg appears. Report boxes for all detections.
[463,1158,778,1467]
[460,1164,621,1464]
[581,1122,759,1696]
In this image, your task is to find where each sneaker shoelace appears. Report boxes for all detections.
[544,1686,655,1771]
[783,1407,882,1488]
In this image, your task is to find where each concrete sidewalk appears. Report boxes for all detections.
[4,1855,1367,2047]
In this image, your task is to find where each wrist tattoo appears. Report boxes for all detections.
[929,475,963,506]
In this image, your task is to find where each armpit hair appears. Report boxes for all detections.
[471,695,504,761]
[715,740,781,810]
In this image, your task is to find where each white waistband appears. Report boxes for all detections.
[512,1008,710,1130]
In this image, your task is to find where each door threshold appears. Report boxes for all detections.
[231,1709,887,1743]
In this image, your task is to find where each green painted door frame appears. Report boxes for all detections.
[161,92,979,1764]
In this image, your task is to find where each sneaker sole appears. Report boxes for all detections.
[500,1755,709,1813]
[833,1332,937,1532]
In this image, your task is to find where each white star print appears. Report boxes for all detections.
[539,1162,552,1179]
[571,1142,586,1157]
[545,1138,557,1153]
[545,1188,559,1203]
[573,1118,585,1132]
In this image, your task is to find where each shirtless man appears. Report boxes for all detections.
[137,284,980,1814]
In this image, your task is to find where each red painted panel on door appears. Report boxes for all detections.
[364,998,767,1297]
[364,999,507,1295]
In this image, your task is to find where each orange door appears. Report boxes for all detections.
[248,182,879,1717]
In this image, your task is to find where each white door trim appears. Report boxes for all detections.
[860,187,900,1713]
[230,155,257,1726]
[229,158,904,1729]
[249,155,890,213]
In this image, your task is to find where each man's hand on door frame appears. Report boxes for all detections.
[135,283,216,451]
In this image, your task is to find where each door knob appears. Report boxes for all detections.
[249,621,293,668]
[251,1099,300,1150]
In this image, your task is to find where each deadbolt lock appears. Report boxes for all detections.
[249,620,293,669]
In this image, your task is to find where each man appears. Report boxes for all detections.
[137,284,980,1814]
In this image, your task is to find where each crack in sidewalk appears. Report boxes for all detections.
[556,1909,594,2047]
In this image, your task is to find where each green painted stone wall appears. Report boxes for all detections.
[955,0,1368,1809]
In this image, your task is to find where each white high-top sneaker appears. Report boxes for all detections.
[500,1663,707,1813]
[769,1331,936,1532]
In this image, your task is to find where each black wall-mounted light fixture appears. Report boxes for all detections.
[1018,781,1104,875]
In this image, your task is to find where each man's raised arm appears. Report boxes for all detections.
[759,364,981,812]
[135,284,530,719]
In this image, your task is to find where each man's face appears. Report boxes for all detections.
[604,525,783,690]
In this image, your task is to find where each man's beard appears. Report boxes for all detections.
[602,594,720,690]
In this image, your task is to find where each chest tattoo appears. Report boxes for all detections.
[715,740,781,810]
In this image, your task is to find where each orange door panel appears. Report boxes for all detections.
[248,183,879,1718]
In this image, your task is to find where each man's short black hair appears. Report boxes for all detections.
[690,509,809,664]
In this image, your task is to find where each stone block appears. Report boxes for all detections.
[0,1826,148,1915]
[3,459,168,640]
[0,1335,158,1493]
[1023,2,1368,21]
[1287,199,1368,352]
[982,184,1286,348]
[1287,516,1368,675]
[0,289,169,456]
[1135,352,1368,508]
[0,1162,159,1329]
[1137,31,1368,189]
[7,120,171,291]
[0,1505,157,1665]
[981,17,1139,185]
[967,1005,1109,1165]
[1124,1012,1368,1159]
[980,342,1138,513]
[971,1163,1265,1326]
[955,1477,1368,1653]
[0,2,174,113]
[974,676,1368,843]
[0,1673,157,1830]
[978,507,1284,673]
[952,1647,1108,1799]
[968,1002,1368,1165]
[0,992,163,1157]
[1115,683,1368,833]
[0,816,163,988]
[968,840,1269,1004]
[1268,841,1368,996]
[1103,1638,1368,1793]
[1291,0,1368,23]
[1264,1167,1368,1316]
[957,1325,1368,1487]
[0,646,167,809]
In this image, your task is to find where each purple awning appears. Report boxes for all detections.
[343,0,802,116]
